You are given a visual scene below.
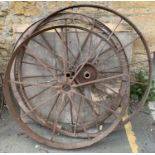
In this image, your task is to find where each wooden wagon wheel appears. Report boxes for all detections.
[3,4,151,149]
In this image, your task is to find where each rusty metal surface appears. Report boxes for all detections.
[0,73,4,118]
[3,4,152,149]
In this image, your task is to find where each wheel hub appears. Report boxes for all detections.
[62,84,71,92]
[75,63,98,83]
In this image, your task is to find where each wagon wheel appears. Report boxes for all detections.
[14,12,129,135]
[13,5,152,129]
[3,5,151,149]
[4,24,129,149]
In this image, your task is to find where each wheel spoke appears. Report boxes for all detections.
[71,90,99,116]
[9,80,59,88]
[72,74,124,88]
[99,71,122,74]
[101,37,139,63]
[33,34,76,70]
[73,28,82,66]
[58,28,67,81]
[81,26,94,52]
[93,85,122,118]
[51,94,68,140]
[130,80,148,85]
[64,19,69,68]
[36,31,77,68]
[73,96,82,134]
[71,56,91,82]
[93,18,123,63]
[22,60,43,67]
[22,60,63,74]
[105,59,149,72]
[28,87,50,100]
[25,50,54,75]
[67,94,91,138]
[104,106,120,118]
[55,28,76,60]
[21,92,59,118]
[95,83,119,95]
[67,95,75,131]
[73,18,96,65]
[83,87,99,129]
[97,47,112,58]
[46,93,61,122]
[22,75,52,78]
[40,33,56,55]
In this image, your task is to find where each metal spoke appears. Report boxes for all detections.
[9,80,59,89]
[88,28,93,57]
[71,90,99,116]
[73,96,82,134]
[97,47,112,58]
[73,17,96,65]
[21,92,59,118]
[58,28,67,81]
[72,74,124,88]
[130,80,148,85]
[101,37,139,63]
[105,59,149,72]
[24,50,54,74]
[84,87,99,129]
[71,55,91,83]
[73,28,82,65]
[51,94,68,140]
[54,28,76,60]
[93,85,122,118]
[67,95,75,131]
[40,33,55,55]
[64,19,69,68]
[99,71,122,74]
[103,106,120,118]
[22,60,43,67]
[93,18,123,63]
[96,83,119,95]
[46,93,61,122]
[67,94,91,138]
[32,34,76,70]
[22,75,53,78]
[28,87,50,100]
[22,60,63,74]
[33,34,68,73]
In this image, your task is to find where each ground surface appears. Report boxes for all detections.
[0,107,155,153]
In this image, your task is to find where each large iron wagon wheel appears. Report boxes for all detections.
[3,4,152,149]
[13,12,129,136]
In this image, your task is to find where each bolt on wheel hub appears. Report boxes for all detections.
[65,71,75,79]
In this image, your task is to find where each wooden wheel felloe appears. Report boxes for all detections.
[3,4,152,149]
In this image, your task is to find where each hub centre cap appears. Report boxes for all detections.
[62,84,71,92]
[75,63,97,83]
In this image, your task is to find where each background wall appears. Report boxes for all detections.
[0,1,155,73]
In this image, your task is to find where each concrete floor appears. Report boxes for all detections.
[0,107,155,153]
